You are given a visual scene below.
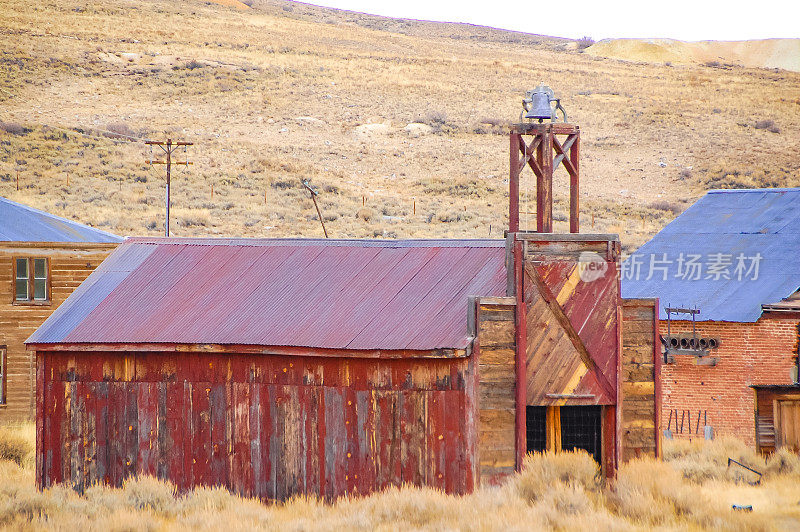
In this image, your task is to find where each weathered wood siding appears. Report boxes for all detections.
[0,243,116,422]
[755,389,778,454]
[754,388,800,455]
[522,236,620,406]
[620,298,660,461]
[36,350,474,499]
[475,297,515,484]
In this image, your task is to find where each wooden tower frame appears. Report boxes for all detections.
[509,123,580,233]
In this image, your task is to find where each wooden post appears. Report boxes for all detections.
[540,129,553,233]
[509,133,520,233]
[653,297,663,459]
[514,239,527,469]
[603,405,617,480]
[35,352,44,489]
[165,138,171,236]
[535,133,545,232]
[569,133,580,233]
[545,406,562,452]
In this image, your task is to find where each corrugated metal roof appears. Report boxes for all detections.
[28,238,507,350]
[0,196,122,243]
[621,188,800,322]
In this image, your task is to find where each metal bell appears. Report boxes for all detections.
[521,84,568,123]
[524,84,556,121]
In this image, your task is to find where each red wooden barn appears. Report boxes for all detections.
[27,123,660,499]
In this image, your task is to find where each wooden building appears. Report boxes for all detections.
[622,188,800,452]
[0,197,121,422]
[27,123,659,498]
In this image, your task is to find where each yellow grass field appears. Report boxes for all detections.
[2,423,800,530]
[1,0,799,251]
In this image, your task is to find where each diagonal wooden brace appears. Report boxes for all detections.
[552,134,578,176]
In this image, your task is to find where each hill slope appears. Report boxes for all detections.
[1,0,799,250]
[586,38,800,72]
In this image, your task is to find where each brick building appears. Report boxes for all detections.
[622,188,800,452]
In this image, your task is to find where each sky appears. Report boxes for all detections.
[303,0,800,42]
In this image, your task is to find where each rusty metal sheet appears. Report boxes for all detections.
[31,238,506,350]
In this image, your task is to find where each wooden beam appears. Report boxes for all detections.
[569,133,580,233]
[509,133,520,233]
[545,406,561,452]
[514,240,527,471]
[27,343,469,359]
[552,134,578,175]
[515,233,618,242]
[541,132,553,232]
[510,123,579,135]
[602,405,617,480]
[518,136,543,178]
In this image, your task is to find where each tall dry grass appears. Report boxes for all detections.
[2,423,800,530]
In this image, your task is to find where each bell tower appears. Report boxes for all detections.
[509,85,580,233]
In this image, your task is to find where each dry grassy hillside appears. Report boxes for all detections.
[2,423,800,529]
[1,0,799,249]
[586,38,800,72]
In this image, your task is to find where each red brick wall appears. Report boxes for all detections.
[660,316,799,448]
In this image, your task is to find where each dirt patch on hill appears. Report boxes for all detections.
[208,0,251,10]
[586,38,800,72]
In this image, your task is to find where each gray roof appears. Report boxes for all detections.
[0,197,122,243]
[621,188,800,322]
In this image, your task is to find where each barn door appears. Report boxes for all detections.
[775,400,800,452]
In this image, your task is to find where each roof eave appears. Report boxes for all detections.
[25,342,471,359]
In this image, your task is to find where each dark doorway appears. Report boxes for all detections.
[526,406,547,453]
[560,405,602,464]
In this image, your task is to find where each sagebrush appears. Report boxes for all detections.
[1,424,800,530]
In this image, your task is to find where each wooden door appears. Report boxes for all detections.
[774,400,800,452]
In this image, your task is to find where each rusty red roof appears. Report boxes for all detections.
[28,238,507,350]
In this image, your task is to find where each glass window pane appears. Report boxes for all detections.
[34,258,46,279]
[16,279,28,300]
[16,258,28,279]
[34,278,47,300]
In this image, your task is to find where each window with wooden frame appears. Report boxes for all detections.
[13,257,50,304]
[0,346,6,405]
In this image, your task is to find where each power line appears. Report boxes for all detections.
[146,138,193,236]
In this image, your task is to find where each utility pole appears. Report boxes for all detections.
[145,138,192,236]
[302,180,328,238]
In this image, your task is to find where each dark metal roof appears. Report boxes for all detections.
[0,197,123,243]
[750,384,800,391]
[28,238,507,350]
[621,188,800,322]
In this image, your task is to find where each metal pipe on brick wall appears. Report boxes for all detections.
[514,238,527,470]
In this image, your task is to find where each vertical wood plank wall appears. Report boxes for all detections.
[37,350,474,499]
[620,298,660,461]
[475,298,516,484]
[0,243,117,422]
[754,389,800,455]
